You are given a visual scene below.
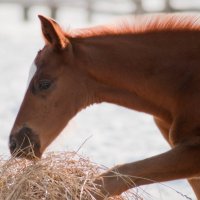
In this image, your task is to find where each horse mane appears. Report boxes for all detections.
[68,13,200,39]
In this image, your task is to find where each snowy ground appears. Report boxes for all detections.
[0,2,198,199]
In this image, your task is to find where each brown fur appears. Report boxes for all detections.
[10,14,200,199]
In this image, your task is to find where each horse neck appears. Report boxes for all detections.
[72,31,200,123]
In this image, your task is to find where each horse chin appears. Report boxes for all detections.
[26,153,42,160]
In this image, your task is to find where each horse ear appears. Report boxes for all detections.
[38,15,69,49]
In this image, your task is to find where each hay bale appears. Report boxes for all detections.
[0,152,139,200]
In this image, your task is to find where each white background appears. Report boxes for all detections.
[0,1,199,199]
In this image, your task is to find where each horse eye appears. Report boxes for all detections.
[38,79,51,91]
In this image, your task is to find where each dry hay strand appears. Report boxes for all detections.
[0,152,141,200]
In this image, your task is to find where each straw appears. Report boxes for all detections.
[0,151,140,200]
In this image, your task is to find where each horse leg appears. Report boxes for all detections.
[188,179,200,199]
[154,117,200,199]
[94,132,200,199]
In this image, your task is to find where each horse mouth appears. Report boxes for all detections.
[10,144,42,160]
[9,127,42,160]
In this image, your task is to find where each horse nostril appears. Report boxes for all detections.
[9,137,18,152]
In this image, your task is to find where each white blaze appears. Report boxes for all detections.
[27,62,37,87]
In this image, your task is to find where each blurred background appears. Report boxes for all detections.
[0,0,199,199]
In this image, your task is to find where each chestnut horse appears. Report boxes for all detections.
[9,14,200,199]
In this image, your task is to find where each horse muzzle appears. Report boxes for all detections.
[9,127,41,159]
